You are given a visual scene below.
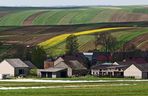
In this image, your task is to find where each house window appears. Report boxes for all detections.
[19,69,25,75]
[92,72,95,75]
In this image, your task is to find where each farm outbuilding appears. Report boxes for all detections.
[91,62,128,77]
[54,55,88,77]
[38,68,67,78]
[0,59,30,77]
[124,64,148,79]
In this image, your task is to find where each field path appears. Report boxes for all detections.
[125,33,148,51]
[23,11,48,26]
[0,79,148,83]
[110,11,148,22]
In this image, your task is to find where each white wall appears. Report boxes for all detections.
[124,64,142,79]
[0,60,14,76]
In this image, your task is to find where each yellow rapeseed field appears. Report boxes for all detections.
[39,27,129,49]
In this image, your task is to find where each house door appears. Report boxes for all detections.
[47,72,52,78]
[41,72,46,78]
[60,71,67,77]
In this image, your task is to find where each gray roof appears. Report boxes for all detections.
[91,64,129,70]
[91,64,111,70]
[24,61,36,68]
[38,67,66,72]
[68,60,87,70]
[5,59,29,68]
[134,64,148,72]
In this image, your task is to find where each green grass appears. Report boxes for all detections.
[33,11,57,25]
[113,28,148,49]
[70,9,104,24]
[0,81,148,96]
[0,10,43,26]
[132,7,148,14]
[45,28,148,57]
[33,9,104,25]
[33,10,70,25]
[0,6,148,26]
[45,35,95,57]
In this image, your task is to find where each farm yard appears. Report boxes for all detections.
[0,80,148,96]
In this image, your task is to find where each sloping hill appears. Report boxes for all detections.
[1,6,148,26]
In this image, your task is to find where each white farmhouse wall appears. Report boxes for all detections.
[124,64,142,79]
[0,60,14,76]
[91,69,100,76]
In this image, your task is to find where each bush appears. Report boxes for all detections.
[29,68,37,77]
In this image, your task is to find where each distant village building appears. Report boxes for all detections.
[83,52,93,61]
[38,68,67,78]
[91,61,148,79]
[91,62,128,77]
[0,59,30,77]
[38,54,89,78]
[24,61,37,69]
[92,52,112,65]
[124,64,148,79]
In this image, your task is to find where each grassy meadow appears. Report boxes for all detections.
[0,81,148,96]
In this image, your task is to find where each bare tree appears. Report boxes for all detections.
[95,32,117,52]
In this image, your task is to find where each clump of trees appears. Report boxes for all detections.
[30,46,47,68]
[65,34,79,55]
[22,45,47,68]
[95,32,117,53]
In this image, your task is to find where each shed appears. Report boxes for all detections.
[0,59,29,77]
[124,64,148,79]
[38,67,67,78]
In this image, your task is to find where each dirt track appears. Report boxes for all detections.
[125,33,148,51]
[0,26,101,45]
[0,12,10,18]
[110,11,148,22]
[23,11,48,26]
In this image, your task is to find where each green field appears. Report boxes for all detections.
[0,6,148,26]
[0,81,148,96]
[0,10,43,26]
[45,27,148,57]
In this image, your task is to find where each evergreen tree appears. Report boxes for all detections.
[31,46,47,68]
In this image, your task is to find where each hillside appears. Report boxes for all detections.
[1,6,148,26]
[0,24,147,57]
[0,6,148,58]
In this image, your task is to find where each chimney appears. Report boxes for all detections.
[44,60,54,69]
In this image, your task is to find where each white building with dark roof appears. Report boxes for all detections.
[0,59,30,77]
[124,64,148,79]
